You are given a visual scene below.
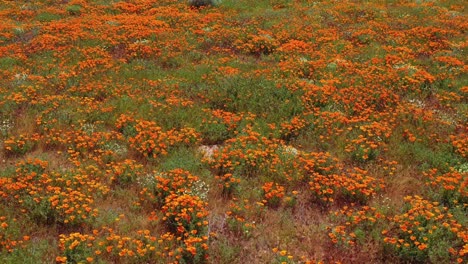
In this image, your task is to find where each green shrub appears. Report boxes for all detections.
[66,5,82,16]
[188,0,218,7]
[35,12,62,22]
[0,57,19,70]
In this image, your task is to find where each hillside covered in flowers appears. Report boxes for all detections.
[0,0,466,263]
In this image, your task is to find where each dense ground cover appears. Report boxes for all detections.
[0,0,466,263]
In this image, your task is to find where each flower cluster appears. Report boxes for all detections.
[116,115,200,159]
[451,130,468,159]
[215,173,241,197]
[383,196,467,263]
[262,182,285,208]
[207,129,282,177]
[345,122,393,162]
[235,31,279,55]
[139,169,210,262]
[106,159,144,186]
[297,152,383,204]
[328,205,385,247]
[225,198,264,238]
[3,133,40,156]
[140,169,200,207]
[57,228,182,263]
[0,215,30,253]
[0,0,466,262]
[424,169,467,207]
[0,159,108,225]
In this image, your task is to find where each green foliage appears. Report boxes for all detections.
[209,237,241,263]
[201,76,303,124]
[351,146,379,163]
[0,57,19,70]
[159,147,206,175]
[394,141,463,172]
[0,239,56,264]
[35,12,62,22]
[66,5,82,16]
[198,121,232,145]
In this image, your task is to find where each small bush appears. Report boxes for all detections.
[188,0,217,7]
[66,5,82,16]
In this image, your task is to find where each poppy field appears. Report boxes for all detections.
[0,0,467,263]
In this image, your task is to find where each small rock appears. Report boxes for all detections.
[198,145,220,160]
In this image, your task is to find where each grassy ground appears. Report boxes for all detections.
[0,0,466,263]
